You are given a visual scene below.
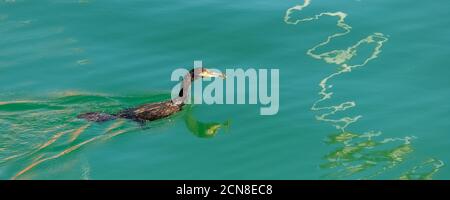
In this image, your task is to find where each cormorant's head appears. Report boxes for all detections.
[178,68,227,98]
[189,68,226,80]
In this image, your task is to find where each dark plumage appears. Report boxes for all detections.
[77,68,225,123]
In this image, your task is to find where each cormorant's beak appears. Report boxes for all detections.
[199,70,226,79]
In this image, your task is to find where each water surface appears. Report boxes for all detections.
[1,0,449,179]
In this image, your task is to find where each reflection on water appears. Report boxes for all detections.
[184,106,230,138]
[0,92,228,179]
[322,131,443,179]
[400,158,444,180]
[1,0,447,180]
[321,131,414,179]
[285,0,444,179]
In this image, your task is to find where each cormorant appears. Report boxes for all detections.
[77,68,225,123]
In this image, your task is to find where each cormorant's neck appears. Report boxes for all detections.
[173,72,193,105]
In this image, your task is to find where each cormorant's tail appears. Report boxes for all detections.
[77,112,117,122]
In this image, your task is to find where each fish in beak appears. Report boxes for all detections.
[199,69,226,79]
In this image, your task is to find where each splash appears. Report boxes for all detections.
[285,0,444,179]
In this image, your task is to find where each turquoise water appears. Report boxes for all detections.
[1,0,449,180]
